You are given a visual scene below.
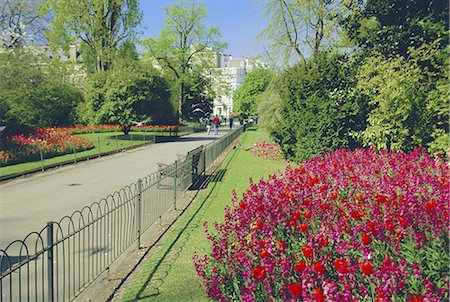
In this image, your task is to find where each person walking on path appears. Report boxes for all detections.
[229,114,234,129]
[213,115,219,135]
[206,116,212,135]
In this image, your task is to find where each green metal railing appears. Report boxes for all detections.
[0,123,249,302]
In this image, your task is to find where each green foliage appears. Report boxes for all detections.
[0,49,82,135]
[269,52,368,161]
[357,41,449,154]
[78,62,174,134]
[342,0,449,57]
[257,76,285,136]
[45,0,142,72]
[233,69,273,116]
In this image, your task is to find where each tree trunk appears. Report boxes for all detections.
[178,81,184,124]
[122,125,131,135]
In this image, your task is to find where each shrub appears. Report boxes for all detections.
[271,52,368,162]
[193,148,449,301]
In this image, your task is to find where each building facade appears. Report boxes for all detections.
[212,54,259,117]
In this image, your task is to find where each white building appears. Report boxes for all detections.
[212,54,261,117]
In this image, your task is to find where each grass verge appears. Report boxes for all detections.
[0,131,190,178]
[119,127,287,302]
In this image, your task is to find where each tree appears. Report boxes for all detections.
[141,0,226,122]
[78,62,174,134]
[259,0,342,65]
[233,69,273,116]
[341,0,449,57]
[0,0,49,48]
[357,41,449,154]
[46,0,142,72]
[0,49,82,135]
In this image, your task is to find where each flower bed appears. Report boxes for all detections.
[250,141,283,160]
[0,128,94,165]
[193,148,449,301]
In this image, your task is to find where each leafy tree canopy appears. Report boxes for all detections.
[45,0,142,72]
[0,49,82,135]
[233,69,273,116]
[78,61,174,134]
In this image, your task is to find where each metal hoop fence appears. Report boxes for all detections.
[0,124,249,302]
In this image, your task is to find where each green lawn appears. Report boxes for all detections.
[0,131,189,178]
[120,127,287,302]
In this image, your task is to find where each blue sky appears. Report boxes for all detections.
[139,0,267,58]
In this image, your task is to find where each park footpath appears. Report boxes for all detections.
[0,127,230,249]
[97,127,286,302]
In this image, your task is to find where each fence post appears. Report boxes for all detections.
[136,179,142,250]
[173,161,177,210]
[73,144,77,163]
[47,221,54,302]
[203,147,206,176]
[97,137,101,157]
[39,145,44,171]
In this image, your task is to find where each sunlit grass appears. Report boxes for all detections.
[120,127,287,302]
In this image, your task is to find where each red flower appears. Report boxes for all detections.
[302,245,313,259]
[277,240,286,251]
[295,260,306,273]
[287,282,302,298]
[410,296,424,302]
[319,235,329,246]
[362,233,372,245]
[289,218,298,228]
[298,223,308,232]
[252,265,266,281]
[312,288,325,302]
[385,220,395,232]
[330,191,338,200]
[303,210,312,219]
[375,294,392,302]
[255,221,264,230]
[334,258,349,274]
[293,210,301,219]
[376,195,387,203]
[360,261,373,275]
[350,210,363,220]
[313,261,325,275]
[425,200,437,211]
[258,240,266,247]
[239,201,246,210]
[260,249,269,258]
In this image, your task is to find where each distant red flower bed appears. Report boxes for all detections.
[0,128,93,165]
[59,124,181,134]
[250,141,283,160]
[193,148,449,301]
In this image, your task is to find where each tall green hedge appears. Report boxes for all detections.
[269,52,369,161]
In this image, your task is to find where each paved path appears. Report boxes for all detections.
[0,128,231,249]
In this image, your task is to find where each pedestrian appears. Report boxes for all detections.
[206,116,212,135]
[229,114,234,129]
[213,115,219,135]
